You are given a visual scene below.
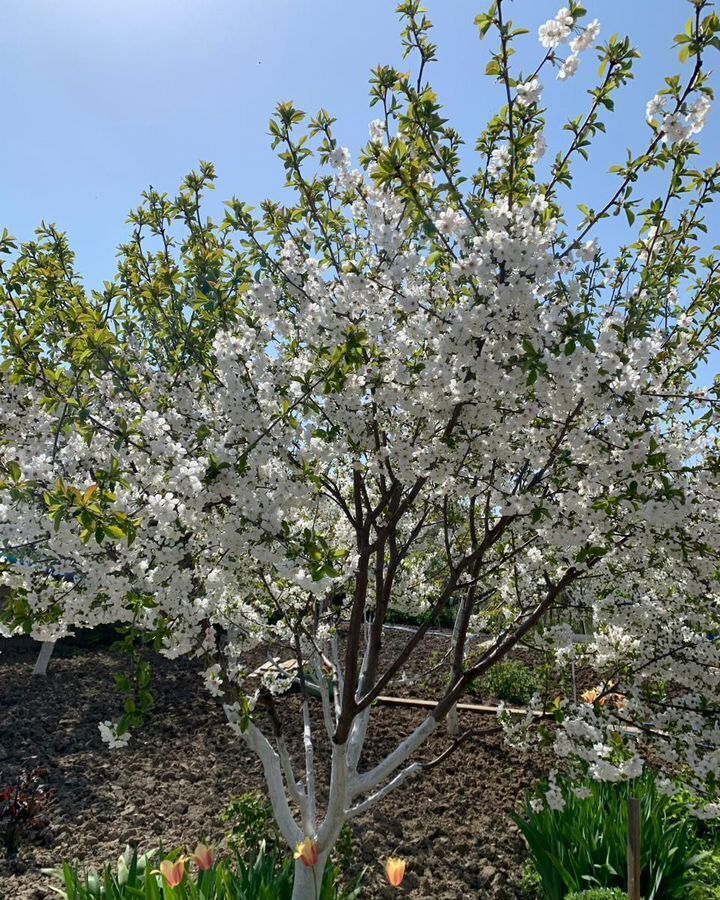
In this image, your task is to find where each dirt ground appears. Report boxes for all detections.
[0,632,551,899]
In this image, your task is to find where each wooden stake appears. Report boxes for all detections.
[627,796,641,900]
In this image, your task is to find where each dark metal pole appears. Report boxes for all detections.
[628,796,641,900]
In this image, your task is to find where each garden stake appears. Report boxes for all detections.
[627,796,641,900]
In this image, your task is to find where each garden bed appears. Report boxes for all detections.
[0,633,557,899]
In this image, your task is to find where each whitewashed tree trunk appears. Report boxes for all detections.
[32,640,55,676]
[292,854,327,900]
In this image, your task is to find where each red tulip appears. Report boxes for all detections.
[294,836,319,867]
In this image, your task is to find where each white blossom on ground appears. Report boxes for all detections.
[98,721,131,750]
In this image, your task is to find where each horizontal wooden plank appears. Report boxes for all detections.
[375,695,548,716]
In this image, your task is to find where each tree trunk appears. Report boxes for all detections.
[292,854,327,900]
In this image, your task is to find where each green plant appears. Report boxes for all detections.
[221,791,278,858]
[690,851,720,900]
[319,859,363,900]
[517,861,543,899]
[689,817,720,899]
[45,842,362,900]
[332,823,355,876]
[45,845,162,899]
[0,766,55,857]
[566,891,628,900]
[220,792,360,895]
[513,772,709,900]
[226,844,294,900]
[471,660,538,704]
[46,843,293,900]
[385,603,457,630]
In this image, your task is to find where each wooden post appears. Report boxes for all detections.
[627,796,641,900]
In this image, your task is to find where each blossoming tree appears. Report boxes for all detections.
[2,1,720,896]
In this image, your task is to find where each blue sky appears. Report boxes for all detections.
[1,0,718,334]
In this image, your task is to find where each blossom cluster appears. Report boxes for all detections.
[647,91,713,143]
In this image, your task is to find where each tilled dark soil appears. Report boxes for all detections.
[0,634,551,899]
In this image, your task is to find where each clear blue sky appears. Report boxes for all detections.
[1,0,719,380]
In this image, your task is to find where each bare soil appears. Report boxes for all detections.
[0,633,554,899]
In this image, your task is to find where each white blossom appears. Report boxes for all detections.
[571,19,601,54]
[488,143,511,176]
[579,239,599,261]
[662,112,691,144]
[530,132,547,162]
[203,663,224,697]
[539,7,574,48]
[557,53,580,81]
[516,78,543,107]
[329,146,351,169]
[369,119,385,144]
[687,93,712,135]
[646,93,667,122]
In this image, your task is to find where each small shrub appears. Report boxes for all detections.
[513,771,708,900]
[385,603,457,629]
[517,861,543,899]
[221,791,278,857]
[566,891,628,900]
[689,819,720,899]
[471,660,538,704]
[0,766,55,857]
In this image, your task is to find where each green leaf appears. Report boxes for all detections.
[6,461,21,481]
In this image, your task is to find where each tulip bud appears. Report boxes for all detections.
[192,843,215,870]
[385,857,406,887]
[294,836,319,867]
[159,858,185,888]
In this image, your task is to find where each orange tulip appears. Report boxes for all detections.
[581,686,601,704]
[581,683,625,710]
[385,857,406,887]
[294,836,319,867]
[192,843,215,870]
[159,858,185,887]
